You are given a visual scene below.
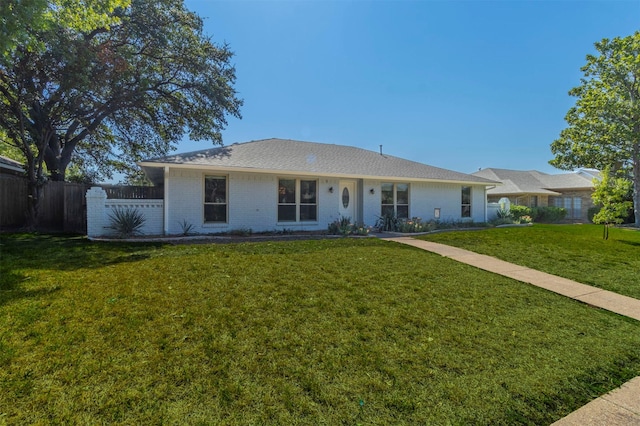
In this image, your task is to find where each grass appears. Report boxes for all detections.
[1,234,639,424]
[418,224,640,300]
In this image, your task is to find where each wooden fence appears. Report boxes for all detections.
[0,176,163,234]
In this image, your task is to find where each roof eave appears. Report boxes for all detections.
[138,162,499,187]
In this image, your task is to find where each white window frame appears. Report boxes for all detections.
[277,178,318,223]
[381,182,409,219]
[461,186,472,218]
[204,175,228,223]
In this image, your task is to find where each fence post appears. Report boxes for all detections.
[86,187,107,237]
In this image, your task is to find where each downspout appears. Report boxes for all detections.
[484,185,496,223]
[164,166,169,235]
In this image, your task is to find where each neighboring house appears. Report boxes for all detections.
[134,138,499,235]
[0,155,25,176]
[472,168,600,222]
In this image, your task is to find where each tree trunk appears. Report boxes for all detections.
[633,143,640,228]
[24,175,44,231]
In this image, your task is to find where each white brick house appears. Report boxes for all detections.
[98,138,498,236]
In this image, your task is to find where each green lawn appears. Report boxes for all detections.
[1,234,639,424]
[418,224,640,300]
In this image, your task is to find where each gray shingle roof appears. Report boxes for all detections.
[0,155,24,173]
[472,168,598,196]
[140,138,498,185]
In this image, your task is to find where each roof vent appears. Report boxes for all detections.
[379,145,383,155]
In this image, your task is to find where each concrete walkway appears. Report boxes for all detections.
[382,236,640,426]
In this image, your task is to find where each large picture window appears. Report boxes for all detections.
[278,178,317,222]
[381,183,409,219]
[553,197,581,219]
[461,186,471,218]
[204,176,227,223]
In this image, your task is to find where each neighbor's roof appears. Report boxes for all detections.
[472,168,599,196]
[0,155,24,173]
[139,138,498,186]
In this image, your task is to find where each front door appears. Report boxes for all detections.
[338,181,356,221]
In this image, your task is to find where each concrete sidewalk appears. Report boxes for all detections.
[382,236,640,426]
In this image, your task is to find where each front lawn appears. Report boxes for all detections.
[418,224,640,300]
[1,235,639,424]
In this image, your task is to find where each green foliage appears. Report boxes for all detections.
[1,0,128,56]
[588,206,601,223]
[375,212,401,232]
[397,217,434,233]
[496,208,512,220]
[107,207,146,238]
[592,171,633,226]
[328,216,353,236]
[549,31,640,227]
[510,205,532,221]
[2,234,640,423]
[0,0,242,227]
[328,216,370,236]
[592,169,634,239]
[178,220,195,236]
[531,207,567,223]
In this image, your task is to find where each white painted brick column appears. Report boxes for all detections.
[86,186,107,237]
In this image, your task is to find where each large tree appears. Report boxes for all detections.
[550,31,640,227]
[0,0,242,228]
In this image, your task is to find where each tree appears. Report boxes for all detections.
[550,31,640,227]
[591,168,633,239]
[1,0,129,55]
[0,0,242,228]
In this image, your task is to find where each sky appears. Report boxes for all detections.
[177,0,640,176]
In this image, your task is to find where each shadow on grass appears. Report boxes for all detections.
[0,269,62,307]
[617,240,640,247]
[0,233,166,272]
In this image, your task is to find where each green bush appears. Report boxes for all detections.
[397,217,434,233]
[107,207,146,238]
[328,216,353,236]
[328,217,370,236]
[531,207,567,223]
[510,205,532,221]
[375,212,401,232]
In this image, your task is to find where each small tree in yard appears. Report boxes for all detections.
[591,168,633,240]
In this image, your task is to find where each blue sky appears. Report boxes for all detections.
[179,0,639,175]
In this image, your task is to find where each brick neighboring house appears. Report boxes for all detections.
[472,168,601,222]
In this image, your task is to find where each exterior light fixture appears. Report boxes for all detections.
[369,188,375,195]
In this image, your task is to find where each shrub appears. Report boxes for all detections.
[531,207,567,223]
[328,216,353,236]
[397,217,434,233]
[178,219,195,236]
[107,207,146,238]
[328,217,371,236]
[510,205,532,222]
[375,212,400,232]
[496,208,512,220]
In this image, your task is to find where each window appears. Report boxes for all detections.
[278,178,317,222]
[204,176,227,222]
[530,196,538,207]
[461,186,471,218]
[381,183,409,219]
[553,196,582,219]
